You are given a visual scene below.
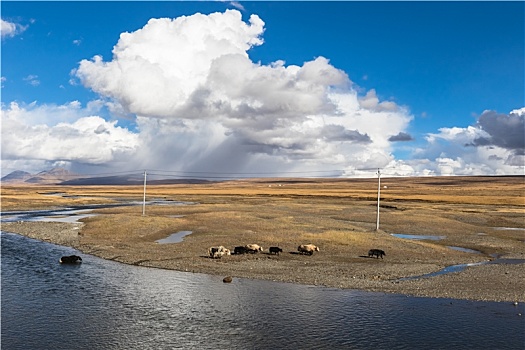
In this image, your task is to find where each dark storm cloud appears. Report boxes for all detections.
[473,110,525,151]
[388,132,414,142]
[320,125,371,143]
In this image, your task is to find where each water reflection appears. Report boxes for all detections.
[2,231,524,350]
[447,246,482,254]
[400,262,487,280]
[391,233,446,240]
[492,227,525,231]
[401,258,525,281]
[155,230,192,244]
[30,209,98,223]
[0,200,193,224]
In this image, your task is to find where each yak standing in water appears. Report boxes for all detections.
[60,255,82,264]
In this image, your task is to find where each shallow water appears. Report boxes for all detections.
[400,262,487,280]
[391,236,525,279]
[0,200,193,223]
[156,230,193,244]
[31,209,98,223]
[391,233,446,240]
[492,227,525,231]
[447,246,482,254]
[401,256,525,281]
[2,231,524,350]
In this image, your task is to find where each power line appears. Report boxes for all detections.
[74,170,143,177]
[36,170,144,178]
[28,166,404,181]
[146,172,345,180]
[147,169,347,175]
[145,167,390,179]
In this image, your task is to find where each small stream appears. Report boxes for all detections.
[391,233,446,241]
[1,199,193,223]
[391,233,525,279]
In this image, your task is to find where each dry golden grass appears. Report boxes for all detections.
[2,175,524,211]
[2,176,524,301]
[2,176,524,257]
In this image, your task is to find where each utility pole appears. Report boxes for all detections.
[142,170,147,216]
[376,168,381,231]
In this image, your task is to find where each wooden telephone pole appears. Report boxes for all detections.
[376,168,381,231]
[142,170,147,216]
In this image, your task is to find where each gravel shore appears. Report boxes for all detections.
[3,220,524,303]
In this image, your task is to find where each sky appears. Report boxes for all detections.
[1,1,524,179]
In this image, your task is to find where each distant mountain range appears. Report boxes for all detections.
[1,170,33,182]
[1,168,210,185]
[1,168,80,185]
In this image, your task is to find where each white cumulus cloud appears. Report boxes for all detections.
[1,18,27,39]
[75,10,265,118]
[3,10,522,177]
[72,10,412,174]
[1,102,139,172]
[406,108,525,175]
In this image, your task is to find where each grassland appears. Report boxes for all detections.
[2,176,524,302]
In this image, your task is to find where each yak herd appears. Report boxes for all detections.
[208,244,386,259]
[58,245,385,266]
[207,243,321,259]
[207,243,386,259]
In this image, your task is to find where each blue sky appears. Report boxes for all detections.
[1,1,524,177]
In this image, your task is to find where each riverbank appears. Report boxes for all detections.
[2,177,524,303]
[3,218,524,303]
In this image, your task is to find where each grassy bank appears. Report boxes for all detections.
[2,176,524,301]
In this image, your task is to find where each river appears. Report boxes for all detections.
[2,205,525,349]
[2,231,524,349]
